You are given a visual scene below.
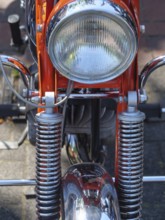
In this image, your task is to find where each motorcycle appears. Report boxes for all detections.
[1,0,165,219]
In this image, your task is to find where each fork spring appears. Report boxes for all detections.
[118,110,145,220]
[35,112,63,219]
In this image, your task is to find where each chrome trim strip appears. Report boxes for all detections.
[58,93,111,99]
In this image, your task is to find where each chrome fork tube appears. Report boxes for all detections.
[117,109,145,220]
[35,111,63,219]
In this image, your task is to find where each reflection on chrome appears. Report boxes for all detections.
[0,55,31,88]
[66,134,82,164]
[63,164,121,220]
[65,199,116,220]
[72,206,111,220]
[140,55,165,90]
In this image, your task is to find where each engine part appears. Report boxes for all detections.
[64,98,116,167]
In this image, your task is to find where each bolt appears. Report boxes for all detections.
[36,24,43,32]
[118,96,123,103]
[138,89,148,103]
[140,25,145,34]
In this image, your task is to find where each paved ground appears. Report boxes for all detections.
[0,0,165,219]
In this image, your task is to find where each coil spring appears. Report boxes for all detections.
[35,112,63,219]
[118,111,145,220]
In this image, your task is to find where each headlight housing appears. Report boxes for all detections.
[47,0,138,84]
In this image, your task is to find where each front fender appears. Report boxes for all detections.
[63,163,121,220]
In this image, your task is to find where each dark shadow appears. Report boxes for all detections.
[0,206,20,220]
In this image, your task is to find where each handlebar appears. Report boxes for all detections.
[139,55,165,91]
[138,103,162,118]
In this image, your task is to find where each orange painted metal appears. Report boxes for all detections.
[35,0,55,97]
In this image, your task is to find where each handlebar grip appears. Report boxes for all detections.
[138,103,162,118]
[0,104,22,117]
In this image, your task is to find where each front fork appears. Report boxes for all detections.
[35,103,63,219]
[116,92,145,220]
[34,92,145,220]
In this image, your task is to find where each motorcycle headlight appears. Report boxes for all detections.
[47,0,138,84]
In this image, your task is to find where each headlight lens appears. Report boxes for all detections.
[47,1,138,84]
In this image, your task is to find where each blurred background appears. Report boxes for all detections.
[0,0,165,219]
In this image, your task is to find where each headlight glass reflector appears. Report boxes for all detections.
[47,2,137,84]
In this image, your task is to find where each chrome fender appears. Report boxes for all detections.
[63,163,121,220]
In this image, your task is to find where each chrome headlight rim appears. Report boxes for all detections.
[47,0,138,84]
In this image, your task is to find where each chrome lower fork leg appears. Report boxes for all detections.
[35,111,63,219]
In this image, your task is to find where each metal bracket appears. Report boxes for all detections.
[45,92,55,114]
[127,91,138,112]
